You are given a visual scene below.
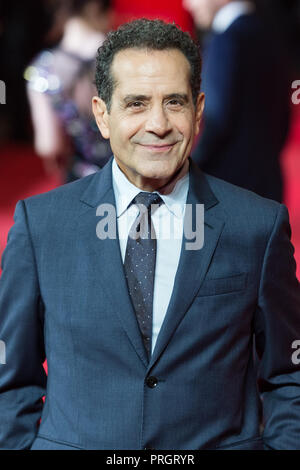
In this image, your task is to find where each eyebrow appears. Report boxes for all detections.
[122,93,189,104]
[123,95,151,104]
[164,93,189,103]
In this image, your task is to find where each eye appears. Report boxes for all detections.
[128,101,144,108]
[168,99,183,107]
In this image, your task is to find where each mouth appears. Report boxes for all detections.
[138,143,176,153]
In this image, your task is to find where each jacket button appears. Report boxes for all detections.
[146,376,158,388]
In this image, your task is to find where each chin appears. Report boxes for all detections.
[139,162,175,180]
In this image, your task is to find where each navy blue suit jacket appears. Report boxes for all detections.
[192,13,291,202]
[0,158,299,449]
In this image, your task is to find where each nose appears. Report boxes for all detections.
[144,104,172,137]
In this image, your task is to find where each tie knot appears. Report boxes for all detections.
[132,192,163,211]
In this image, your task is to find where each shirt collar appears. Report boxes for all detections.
[112,157,189,219]
[212,1,255,34]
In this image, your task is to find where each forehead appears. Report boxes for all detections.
[110,48,192,96]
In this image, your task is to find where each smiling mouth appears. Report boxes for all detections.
[138,143,176,152]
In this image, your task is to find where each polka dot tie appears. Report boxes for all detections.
[124,192,164,358]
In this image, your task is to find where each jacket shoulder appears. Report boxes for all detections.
[23,172,98,210]
[204,172,282,221]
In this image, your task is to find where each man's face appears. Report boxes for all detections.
[183,0,227,29]
[93,48,204,190]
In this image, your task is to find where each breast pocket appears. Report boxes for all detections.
[196,272,247,297]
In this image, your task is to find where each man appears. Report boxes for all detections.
[0,19,299,450]
[183,0,291,202]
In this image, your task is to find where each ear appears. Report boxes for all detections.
[92,96,110,139]
[194,92,205,135]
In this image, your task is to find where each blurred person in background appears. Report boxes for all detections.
[25,0,113,182]
[183,0,292,202]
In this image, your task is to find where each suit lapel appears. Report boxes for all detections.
[78,158,149,368]
[148,160,225,369]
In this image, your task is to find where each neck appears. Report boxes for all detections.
[116,159,190,193]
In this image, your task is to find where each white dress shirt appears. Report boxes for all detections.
[212,1,255,34]
[112,157,189,354]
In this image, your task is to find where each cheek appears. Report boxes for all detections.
[113,117,143,143]
[174,115,195,141]
[108,123,129,147]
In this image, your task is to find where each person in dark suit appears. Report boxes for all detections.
[0,19,299,450]
[183,0,291,202]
